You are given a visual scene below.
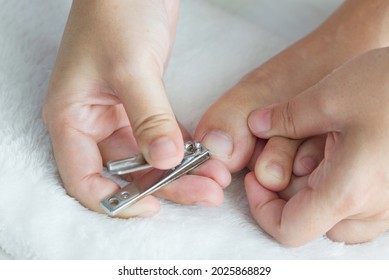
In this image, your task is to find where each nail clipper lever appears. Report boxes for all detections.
[100,141,210,216]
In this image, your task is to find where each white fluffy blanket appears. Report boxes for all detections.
[1,0,388,259]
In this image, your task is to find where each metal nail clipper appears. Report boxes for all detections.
[100,141,210,216]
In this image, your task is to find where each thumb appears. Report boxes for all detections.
[248,86,335,139]
[114,70,184,170]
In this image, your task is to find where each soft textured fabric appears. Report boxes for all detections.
[1,0,388,259]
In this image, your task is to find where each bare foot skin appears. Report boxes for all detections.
[248,47,389,245]
[195,0,389,245]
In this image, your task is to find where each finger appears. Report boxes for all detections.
[247,138,267,171]
[248,82,339,140]
[111,69,184,170]
[327,212,389,244]
[188,159,231,188]
[293,135,326,176]
[130,160,228,207]
[158,174,225,207]
[99,126,140,164]
[98,125,142,182]
[278,175,309,201]
[98,124,229,207]
[254,137,302,191]
[194,84,261,172]
[244,171,342,247]
[98,120,192,180]
[50,126,160,218]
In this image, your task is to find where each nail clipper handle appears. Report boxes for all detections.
[100,142,210,216]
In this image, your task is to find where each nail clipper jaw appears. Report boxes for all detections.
[100,141,210,216]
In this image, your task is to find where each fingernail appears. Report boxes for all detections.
[149,137,178,162]
[264,162,284,182]
[201,130,233,159]
[299,156,318,173]
[249,109,271,133]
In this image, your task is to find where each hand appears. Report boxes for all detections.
[42,0,230,217]
[247,47,389,246]
[195,0,389,191]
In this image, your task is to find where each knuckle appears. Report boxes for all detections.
[132,112,176,141]
[270,137,300,159]
[316,89,334,118]
[280,101,298,138]
[313,79,339,126]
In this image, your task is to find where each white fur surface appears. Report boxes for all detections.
[0,0,388,259]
